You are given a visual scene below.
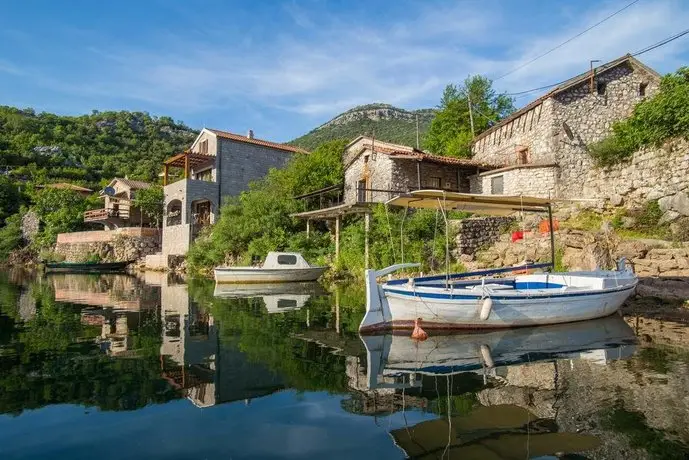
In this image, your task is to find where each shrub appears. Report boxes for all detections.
[0,214,23,260]
[588,67,689,166]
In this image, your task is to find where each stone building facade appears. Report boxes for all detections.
[469,55,661,199]
[342,136,494,204]
[152,128,305,265]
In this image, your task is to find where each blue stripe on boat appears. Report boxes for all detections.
[383,283,636,300]
[386,263,554,285]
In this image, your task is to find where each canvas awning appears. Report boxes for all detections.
[386,190,553,215]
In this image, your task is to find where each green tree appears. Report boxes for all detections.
[134,185,164,227]
[0,176,21,224]
[30,188,98,247]
[424,76,514,158]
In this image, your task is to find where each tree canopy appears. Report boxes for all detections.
[424,76,514,158]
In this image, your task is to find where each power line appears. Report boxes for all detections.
[502,26,689,99]
[632,28,689,56]
[493,0,641,81]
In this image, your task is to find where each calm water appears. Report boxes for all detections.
[1,270,688,460]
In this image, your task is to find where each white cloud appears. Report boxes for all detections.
[6,0,689,126]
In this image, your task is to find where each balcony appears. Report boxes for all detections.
[84,208,130,223]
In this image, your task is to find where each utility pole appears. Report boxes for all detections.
[589,60,601,94]
[415,114,419,149]
[467,94,475,137]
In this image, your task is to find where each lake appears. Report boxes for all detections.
[0,270,688,459]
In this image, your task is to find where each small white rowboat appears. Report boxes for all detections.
[214,252,327,284]
[360,191,638,332]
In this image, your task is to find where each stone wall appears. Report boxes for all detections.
[471,164,559,198]
[582,138,689,216]
[454,216,514,255]
[343,151,395,204]
[552,62,660,198]
[54,228,161,263]
[471,60,661,200]
[218,137,296,201]
[162,224,190,256]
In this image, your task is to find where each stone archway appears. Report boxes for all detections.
[166,199,182,226]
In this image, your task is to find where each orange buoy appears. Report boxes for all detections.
[411,318,428,341]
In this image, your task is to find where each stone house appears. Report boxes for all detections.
[343,136,495,204]
[83,178,152,230]
[155,128,305,260]
[469,54,661,199]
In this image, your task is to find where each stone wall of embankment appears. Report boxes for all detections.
[54,228,161,263]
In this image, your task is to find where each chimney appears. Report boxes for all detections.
[247,129,254,139]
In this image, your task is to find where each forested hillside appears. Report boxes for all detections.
[0,107,197,186]
[289,103,435,150]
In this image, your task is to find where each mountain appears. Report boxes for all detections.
[0,107,198,186]
[290,103,436,151]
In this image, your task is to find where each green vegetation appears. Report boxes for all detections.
[602,401,689,460]
[424,76,514,158]
[0,107,196,254]
[290,103,435,151]
[589,67,689,166]
[134,185,165,227]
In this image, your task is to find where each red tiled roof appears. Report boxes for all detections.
[362,143,497,170]
[113,178,152,190]
[207,129,308,154]
[38,183,93,193]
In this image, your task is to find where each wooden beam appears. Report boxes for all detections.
[335,215,340,261]
[184,153,189,179]
[306,219,310,239]
[416,161,421,190]
[163,164,169,186]
[364,212,370,269]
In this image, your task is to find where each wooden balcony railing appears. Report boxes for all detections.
[83,208,130,222]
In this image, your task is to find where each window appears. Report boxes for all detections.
[196,168,213,182]
[596,82,607,95]
[427,177,441,189]
[639,82,648,97]
[517,146,529,165]
[277,299,298,309]
[199,139,208,154]
[357,179,368,202]
[166,199,182,226]
[491,176,504,195]
[277,254,298,265]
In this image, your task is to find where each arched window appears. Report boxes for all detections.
[166,199,182,226]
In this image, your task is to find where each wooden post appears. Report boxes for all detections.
[364,212,370,269]
[306,219,310,239]
[184,153,189,179]
[416,161,421,190]
[163,164,168,186]
[335,215,341,261]
[335,288,340,334]
[548,204,556,269]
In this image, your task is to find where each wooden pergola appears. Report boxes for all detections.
[162,151,215,185]
[291,202,373,268]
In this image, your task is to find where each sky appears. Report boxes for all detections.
[1,0,688,142]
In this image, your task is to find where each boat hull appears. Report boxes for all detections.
[214,267,327,283]
[361,267,638,332]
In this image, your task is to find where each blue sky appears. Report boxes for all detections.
[1,0,688,142]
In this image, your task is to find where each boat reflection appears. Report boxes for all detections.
[362,314,637,390]
[359,315,638,459]
[213,281,326,313]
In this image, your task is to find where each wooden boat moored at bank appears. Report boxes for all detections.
[360,191,638,332]
[214,252,327,284]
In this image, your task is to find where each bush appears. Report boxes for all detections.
[0,214,23,260]
[589,67,689,166]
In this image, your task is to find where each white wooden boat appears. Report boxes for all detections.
[360,191,638,332]
[214,252,327,284]
[361,314,637,389]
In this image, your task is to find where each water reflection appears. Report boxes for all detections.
[0,270,688,459]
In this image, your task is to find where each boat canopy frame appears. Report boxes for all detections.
[385,189,557,270]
